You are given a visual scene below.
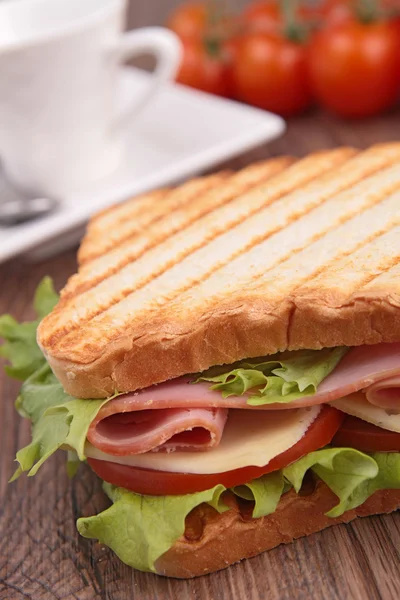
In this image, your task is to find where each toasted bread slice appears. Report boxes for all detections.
[40,149,352,343]
[78,173,227,265]
[63,157,292,299]
[38,143,400,398]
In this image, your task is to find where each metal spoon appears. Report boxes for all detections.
[0,172,59,227]
[0,196,59,226]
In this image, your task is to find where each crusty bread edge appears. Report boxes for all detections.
[43,291,400,398]
[154,481,400,578]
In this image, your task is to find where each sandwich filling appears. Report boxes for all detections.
[1,279,400,574]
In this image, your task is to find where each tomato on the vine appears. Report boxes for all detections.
[242,0,321,32]
[308,19,400,118]
[175,40,230,96]
[231,31,313,116]
[242,1,281,33]
[87,406,344,496]
[167,2,207,41]
[315,0,353,26]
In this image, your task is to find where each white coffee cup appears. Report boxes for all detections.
[0,0,181,197]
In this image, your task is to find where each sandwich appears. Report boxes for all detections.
[1,143,400,578]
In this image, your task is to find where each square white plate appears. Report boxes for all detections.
[0,67,285,264]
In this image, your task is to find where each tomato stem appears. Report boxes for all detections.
[356,0,380,22]
[203,0,237,58]
[207,0,226,25]
[280,0,306,43]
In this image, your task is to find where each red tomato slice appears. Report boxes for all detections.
[87,406,344,496]
[332,415,400,452]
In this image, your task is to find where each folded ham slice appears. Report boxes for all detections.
[87,406,228,455]
[87,342,400,455]
[365,375,400,410]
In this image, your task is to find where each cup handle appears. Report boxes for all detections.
[110,27,182,131]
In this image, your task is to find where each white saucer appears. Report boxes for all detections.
[0,67,285,264]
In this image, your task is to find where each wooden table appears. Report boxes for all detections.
[1,111,399,600]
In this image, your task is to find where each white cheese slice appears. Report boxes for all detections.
[331,392,400,433]
[85,406,321,474]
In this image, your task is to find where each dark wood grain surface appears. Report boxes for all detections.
[1,3,400,597]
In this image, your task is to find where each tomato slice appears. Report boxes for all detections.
[332,415,400,452]
[87,406,344,496]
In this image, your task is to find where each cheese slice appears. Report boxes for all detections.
[85,406,321,474]
[331,392,400,433]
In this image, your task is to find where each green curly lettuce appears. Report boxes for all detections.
[196,347,347,406]
[10,363,109,480]
[0,277,57,380]
[0,278,111,479]
[78,483,228,573]
[284,448,400,517]
[233,471,285,518]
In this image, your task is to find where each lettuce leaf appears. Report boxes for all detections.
[0,278,114,480]
[33,277,60,319]
[67,451,81,479]
[78,482,228,573]
[10,363,109,480]
[233,471,285,518]
[197,347,347,405]
[0,277,58,380]
[283,447,400,517]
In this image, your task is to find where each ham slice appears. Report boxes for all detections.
[365,375,400,410]
[87,406,228,456]
[88,342,400,455]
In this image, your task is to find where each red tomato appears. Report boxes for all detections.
[242,0,316,32]
[87,406,344,496]
[167,2,207,41]
[308,20,400,118]
[316,0,353,26]
[231,32,313,116]
[222,34,242,97]
[242,1,281,33]
[176,40,230,96]
[332,415,400,452]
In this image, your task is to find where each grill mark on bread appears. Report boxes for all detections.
[60,187,400,362]
[77,148,350,269]
[234,191,400,313]
[62,158,292,300]
[296,225,400,303]
[82,175,223,242]
[42,148,400,358]
[69,152,339,295]
[79,173,229,264]
[360,261,400,298]
[86,188,166,227]
[89,174,225,228]
[42,150,354,346]
[138,179,400,349]
[172,166,400,315]
[285,229,400,349]
[78,187,169,264]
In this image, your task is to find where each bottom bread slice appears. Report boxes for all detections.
[155,479,400,578]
